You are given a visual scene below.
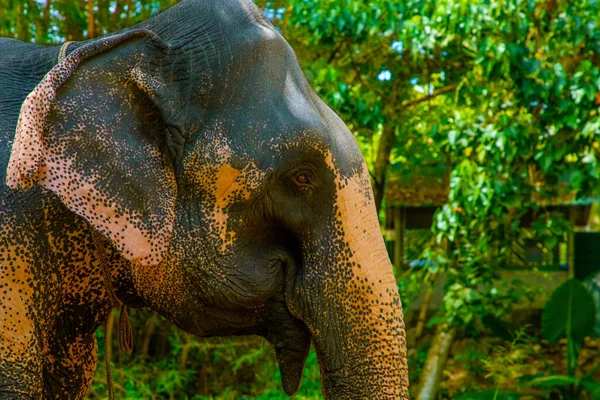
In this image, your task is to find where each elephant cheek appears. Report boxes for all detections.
[203,161,265,253]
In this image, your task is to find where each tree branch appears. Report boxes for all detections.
[327,40,345,63]
[400,84,458,109]
[350,59,389,101]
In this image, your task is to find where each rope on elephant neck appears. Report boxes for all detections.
[57,41,74,63]
[91,229,119,305]
[90,228,134,400]
[104,314,116,400]
[119,304,133,353]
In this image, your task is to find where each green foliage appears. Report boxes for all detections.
[0,0,179,43]
[456,389,520,400]
[480,311,600,400]
[88,310,324,399]
[523,374,579,388]
[414,0,600,329]
[575,236,600,281]
[541,278,597,345]
[481,329,537,389]
[408,342,431,384]
[481,314,518,342]
[454,345,488,377]
[395,268,427,311]
[535,277,599,399]
[519,368,600,400]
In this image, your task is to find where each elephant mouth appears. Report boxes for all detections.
[193,301,311,395]
[259,303,312,395]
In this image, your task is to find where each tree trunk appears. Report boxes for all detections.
[140,313,157,357]
[112,1,125,26]
[16,2,31,42]
[414,286,434,340]
[39,0,51,43]
[373,124,396,212]
[416,324,456,400]
[126,0,132,25]
[179,335,191,368]
[87,0,95,38]
[415,273,439,340]
[97,0,108,37]
[196,363,209,396]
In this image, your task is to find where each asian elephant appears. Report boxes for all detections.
[0,0,408,398]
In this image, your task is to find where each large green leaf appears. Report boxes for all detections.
[541,278,597,344]
[456,390,520,400]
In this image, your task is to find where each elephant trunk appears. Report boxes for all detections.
[299,162,409,399]
[311,253,409,399]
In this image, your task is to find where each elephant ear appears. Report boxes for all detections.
[7,30,178,266]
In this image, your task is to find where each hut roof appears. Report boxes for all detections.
[385,163,600,208]
[385,164,449,207]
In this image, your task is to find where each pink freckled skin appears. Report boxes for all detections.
[38,161,155,264]
[0,204,113,399]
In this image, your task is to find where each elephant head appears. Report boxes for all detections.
[7,0,408,397]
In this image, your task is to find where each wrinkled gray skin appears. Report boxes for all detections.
[0,0,408,398]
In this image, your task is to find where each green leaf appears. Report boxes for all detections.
[541,155,554,172]
[571,88,586,104]
[566,336,581,376]
[541,278,597,344]
[581,380,600,400]
[456,390,520,400]
[543,236,558,250]
[522,374,579,388]
[553,63,567,92]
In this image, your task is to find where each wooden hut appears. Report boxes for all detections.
[384,164,600,280]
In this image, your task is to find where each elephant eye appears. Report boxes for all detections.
[297,174,309,184]
[294,171,313,189]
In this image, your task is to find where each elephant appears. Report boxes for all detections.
[0,0,408,398]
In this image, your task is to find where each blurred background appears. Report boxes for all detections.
[1,0,600,399]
